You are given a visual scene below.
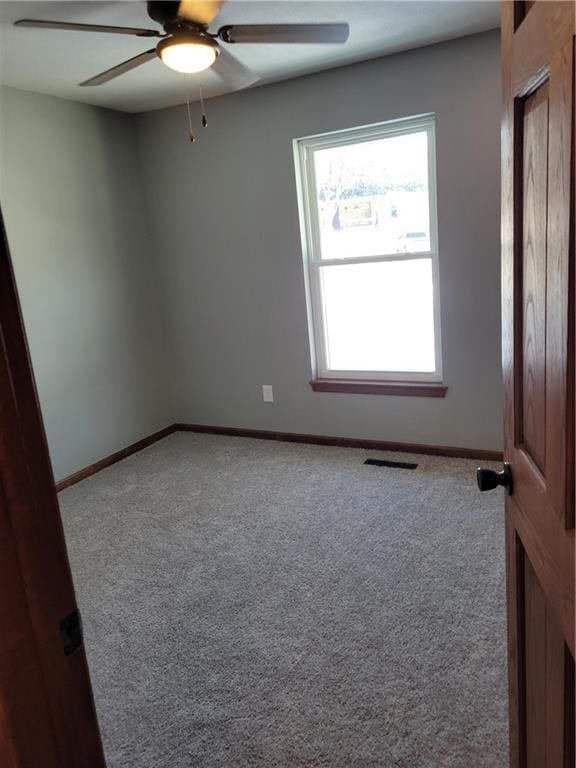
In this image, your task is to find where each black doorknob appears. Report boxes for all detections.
[477,463,513,495]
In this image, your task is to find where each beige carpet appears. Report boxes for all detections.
[59,433,508,767]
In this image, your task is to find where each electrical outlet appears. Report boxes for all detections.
[262,385,274,403]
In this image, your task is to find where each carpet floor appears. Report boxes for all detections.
[59,433,508,767]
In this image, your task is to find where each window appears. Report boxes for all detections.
[294,115,444,395]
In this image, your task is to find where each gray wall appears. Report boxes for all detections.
[136,30,503,451]
[0,86,173,481]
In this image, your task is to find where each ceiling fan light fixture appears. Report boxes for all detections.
[157,34,218,74]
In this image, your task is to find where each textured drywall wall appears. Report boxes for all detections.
[0,86,173,480]
[136,30,502,451]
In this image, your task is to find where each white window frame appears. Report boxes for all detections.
[293,114,443,383]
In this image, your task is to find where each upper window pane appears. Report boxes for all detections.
[313,130,431,260]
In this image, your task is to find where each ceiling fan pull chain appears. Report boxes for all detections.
[184,74,195,143]
[198,82,208,128]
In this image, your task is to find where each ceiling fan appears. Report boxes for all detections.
[14,1,350,89]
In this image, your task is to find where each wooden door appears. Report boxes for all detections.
[501,1,575,765]
[0,210,106,765]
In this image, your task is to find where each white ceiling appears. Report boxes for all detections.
[0,1,500,113]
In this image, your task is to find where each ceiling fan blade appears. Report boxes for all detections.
[80,48,158,87]
[211,47,259,92]
[15,19,162,37]
[177,1,223,26]
[218,23,349,45]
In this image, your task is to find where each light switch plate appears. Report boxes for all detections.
[262,385,274,403]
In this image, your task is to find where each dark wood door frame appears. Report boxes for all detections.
[0,209,105,767]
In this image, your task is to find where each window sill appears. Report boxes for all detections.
[310,379,448,397]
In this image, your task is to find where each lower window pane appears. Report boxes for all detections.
[319,259,436,373]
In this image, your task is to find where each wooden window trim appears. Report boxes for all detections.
[310,378,448,397]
